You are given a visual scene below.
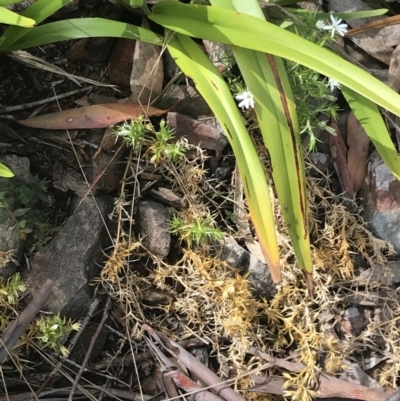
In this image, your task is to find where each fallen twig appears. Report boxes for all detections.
[0,279,53,364]
[249,347,392,401]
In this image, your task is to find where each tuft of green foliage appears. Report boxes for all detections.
[113,117,187,164]
[34,313,80,356]
[170,213,224,247]
[0,174,56,245]
[0,273,25,308]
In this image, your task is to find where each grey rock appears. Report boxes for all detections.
[308,152,331,172]
[0,155,30,183]
[167,112,227,153]
[162,85,212,119]
[22,196,112,318]
[136,200,171,258]
[148,187,188,210]
[212,236,277,300]
[340,361,384,392]
[360,151,400,253]
[357,261,400,286]
[0,155,30,278]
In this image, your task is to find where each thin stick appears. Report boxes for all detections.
[68,297,111,401]
[0,88,93,113]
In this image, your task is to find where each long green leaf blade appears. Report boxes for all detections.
[1,18,162,51]
[0,0,72,49]
[149,2,400,119]
[0,6,35,27]
[166,32,282,283]
[211,0,313,284]
[342,86,400,179]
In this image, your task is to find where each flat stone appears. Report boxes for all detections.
[360,151,400,252]
[0,155,30,278]
[167,112,227,152]
[212,236,277,300]
[136,200,171,258]
[22,196,112,318]
[162,85,212,119]
[148,187,188,210]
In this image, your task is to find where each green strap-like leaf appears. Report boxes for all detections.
[0,163,14,178]
[0,0,73,49]
[149,2,400,119]
[2,18,162,51]
[210,0,312,282]
[342,86,400,179]
[0,6,35,27]
[166,32,282,282]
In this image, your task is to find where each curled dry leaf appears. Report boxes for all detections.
[329,119,355,199]
[347,111,370,194]
[17,104,168,130]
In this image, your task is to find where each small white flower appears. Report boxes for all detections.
[327,78,340,92]
[235,89,255,109]
[323,14,348,38]
[315,20,325,30]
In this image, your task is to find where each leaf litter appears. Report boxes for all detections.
[97,128,400,401]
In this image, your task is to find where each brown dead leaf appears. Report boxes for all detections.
[346,111,370,194]
[17,104,167,130]
[329,119,355,199]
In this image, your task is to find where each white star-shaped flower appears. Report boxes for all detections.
[323,15,348,38]
[327,78,340,92]
[235,89,255,109]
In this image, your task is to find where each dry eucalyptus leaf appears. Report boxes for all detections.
[17,104,167,129]
[347,111,370,194]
